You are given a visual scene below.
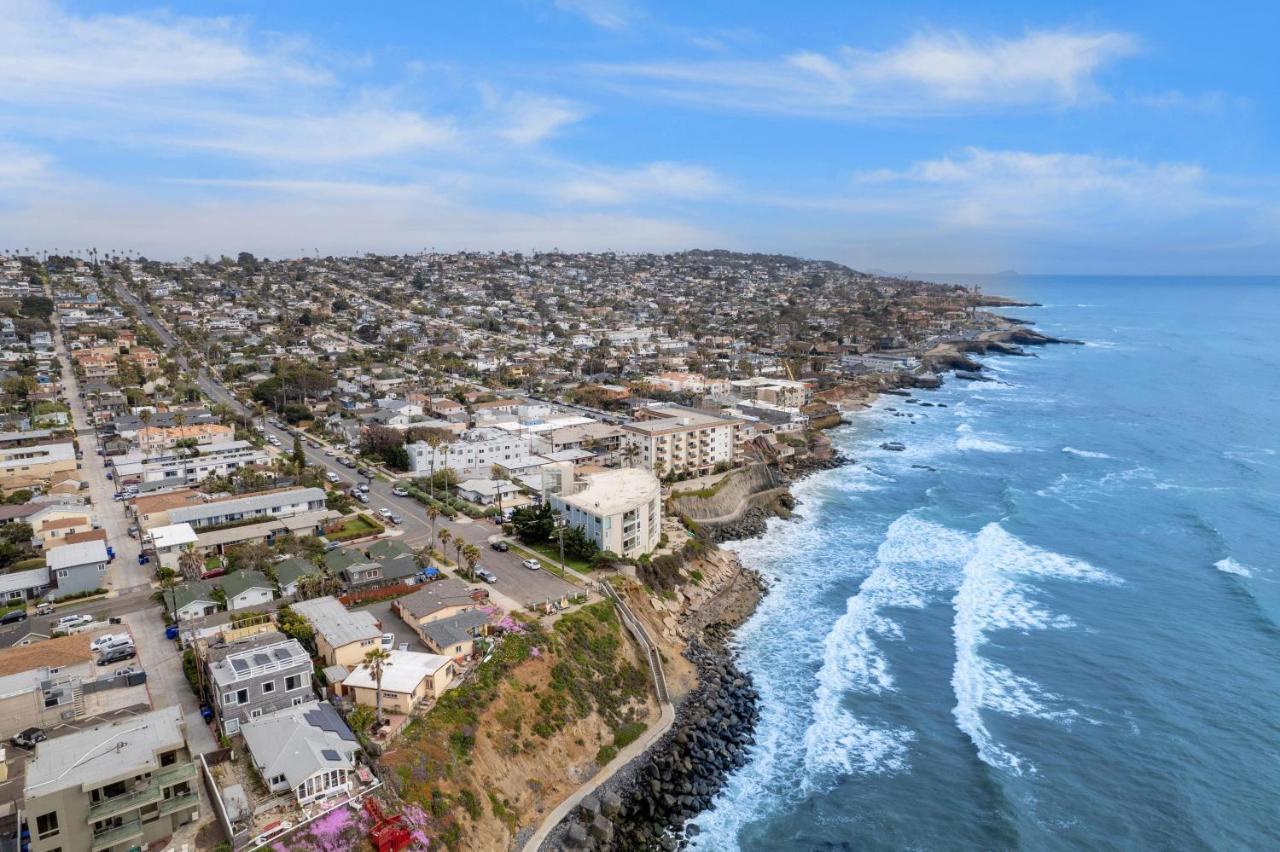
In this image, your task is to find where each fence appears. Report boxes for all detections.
[600,582,669,705]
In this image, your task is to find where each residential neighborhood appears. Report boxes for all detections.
[0,248,1011,850]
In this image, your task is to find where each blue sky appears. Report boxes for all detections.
[1,0,1276,272]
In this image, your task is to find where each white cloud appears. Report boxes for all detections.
[490,92,584,145]
[0,0,325,99]
[553,0,638,31]
[557,162,725,204]
[175,107,457,162]
[591,28,1137,116]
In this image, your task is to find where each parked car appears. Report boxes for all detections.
[389,514,403,525]
[10,728,46,748]
[358,483,370,493]
[90,633,128,652]
[522,558,541,571]
[34,603,53,616]
[0,609,27,625]
[380,633,395,651]
[490,541,509,552]
[378,508,394,519]
[391,486,409,497]
[355,492,370,504]
[477,568,498,584]
[97,645,136,666]
[326,471,341,483]
[53,614,92,630]
[113,666,139,677]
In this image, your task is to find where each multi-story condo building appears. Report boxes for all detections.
[112,440,269,486]
[208,635,313,735]
[728,376,811,410]
[621,404,741,477]
[406,427,524,477]
[549,468,662,558]
[23,706,201,852]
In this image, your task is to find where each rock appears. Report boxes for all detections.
[601,791,622,817]
[565,823,589,847]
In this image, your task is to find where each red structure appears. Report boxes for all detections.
[363,798,413,852]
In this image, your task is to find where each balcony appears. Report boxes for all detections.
[158,790,200,818]
[90,819,144,851]
[87,784,162,822]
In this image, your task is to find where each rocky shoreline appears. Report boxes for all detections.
[543,319,1076,851]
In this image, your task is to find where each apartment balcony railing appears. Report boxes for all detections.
[158,790,200,818]
[87,784,162,823]
[90,819,144,851]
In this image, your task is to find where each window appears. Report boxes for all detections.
[35,812,59,839]
[160,750,177,767]
[236,688,248,704]
[250,708,263,719]
[269,774,287,786]
[285,673,308,691]
[222,691,237,706]
[261,681,276,695]
[292,696,305,707]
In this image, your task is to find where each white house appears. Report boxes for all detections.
[147,522,198,570]
[218,570,274,611]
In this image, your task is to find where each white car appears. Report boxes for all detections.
[323,447,336,456]
[89,633,128,652]
[380,633,395,650]
[522,558,541,571]
[326,471,340,483]
[53,614,92,630]
[378,508,393,519]
[391,486,409,497]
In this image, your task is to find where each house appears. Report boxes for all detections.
[0,565,50,603]
[163,487,328,530]
[393,578,485,639]
[0,633,148,739]
[45,539,109,599]
[289,596,382,667]
[728,376,810,409]
[0,441,77,489]
[164,580,220,620]
[23,706,201,852]
[274,557,321,597]
[549,468,662,559]
[341,649,454,714]
[325,541,419,591]
[34,514,93,548]
[454,478,523,506]
[418,610,490,661]
[240,701,360,806]
[208,634,313,735]
[147,522,198,571]
[216,570,274,611]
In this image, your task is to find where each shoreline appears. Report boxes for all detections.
[538,317,1075,850]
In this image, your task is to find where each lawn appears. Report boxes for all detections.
[327,513,385,542]
[513,541,593,575]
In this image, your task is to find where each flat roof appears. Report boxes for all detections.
[45,538,108,569]
[554,468,660,517]
[25,706,185,796]
[149,522,198,549]
[342,649,451,694]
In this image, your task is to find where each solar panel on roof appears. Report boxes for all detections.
[273,648,291,660]
[321,749,341,761]
[230,658,249,672]
[252,653,270,666]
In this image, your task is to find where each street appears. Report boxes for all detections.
[114,280,582,608]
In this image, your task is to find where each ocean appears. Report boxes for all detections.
[688,276,1280,851]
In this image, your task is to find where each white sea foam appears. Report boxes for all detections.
[1062,446,1111,459]
[1215,558,1253,578]
[801,516,973,784]
[951,524,1119,775]
[956,422,1018,454]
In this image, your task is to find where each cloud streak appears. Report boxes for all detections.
[590,29,1137,116]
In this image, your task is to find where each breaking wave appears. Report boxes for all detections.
[951,524,1119,775]
[1063,446,1111,459]
[956,423,1019,454]
[1215,558,1252,578]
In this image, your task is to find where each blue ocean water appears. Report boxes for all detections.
[689,276,1280,851]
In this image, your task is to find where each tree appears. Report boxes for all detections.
[361,426,409,470]
[426,505,440,543]
[363,647,391,726]
[510,502,555,545]
[561,525,599,561]
[292,434,306,470]
[177,547,203,580]
[437,528,452,563]
[462,543,481,579]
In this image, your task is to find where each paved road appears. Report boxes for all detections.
[113,280,581,608]
[0,588,157,649]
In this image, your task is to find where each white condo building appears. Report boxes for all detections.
[621,404,740,477]
[549,468,662,559]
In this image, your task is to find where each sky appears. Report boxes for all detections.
[1,0,1277,273]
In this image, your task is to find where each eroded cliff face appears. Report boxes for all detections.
[667,464,779,522]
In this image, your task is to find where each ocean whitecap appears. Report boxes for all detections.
[1215,558,1253,578]
[1062,446,1111,459]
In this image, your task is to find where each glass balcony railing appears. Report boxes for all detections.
[87,785,162,822]
[158,790,200,818]
[90,819,144,851]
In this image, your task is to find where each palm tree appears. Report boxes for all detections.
[426,505,440,542]
[363,646,392,726]
[622,442,640,469]
[454,540,465,576]
[425,434,443,499]
[463,544,481,579]
[437,529,452,565]
[177,547,202,581]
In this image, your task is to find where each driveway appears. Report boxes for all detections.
[361,600,422,652]
[124,608,218,754]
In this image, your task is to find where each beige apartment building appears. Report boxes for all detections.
[23,706,201,852]
[621,404,741,477]
[0,442,77,489]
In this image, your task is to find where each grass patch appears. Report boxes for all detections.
[326,513,385,542]
[511,542,591,575]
